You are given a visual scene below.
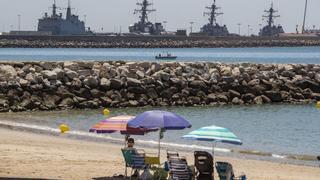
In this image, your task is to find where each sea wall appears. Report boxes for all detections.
[0,36,320,48]
[0,61,320,112]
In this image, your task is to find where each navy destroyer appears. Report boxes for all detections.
[129,0,165,35]
[200,0,229,36]
[259,3,284,36]
[38,0,86,35]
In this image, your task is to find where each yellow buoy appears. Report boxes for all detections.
[317,101,320,108]
[103,108,110,116]
[59,124,70,133]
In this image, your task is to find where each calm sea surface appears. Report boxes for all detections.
[0,47,320,64]
[0,104,319,166]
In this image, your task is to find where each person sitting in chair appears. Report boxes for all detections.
[126,138,137,152]
[125,137,140,177]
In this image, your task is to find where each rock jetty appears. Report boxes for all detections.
[0,61,320,112]
[0,37,320,48]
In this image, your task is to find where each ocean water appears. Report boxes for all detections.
[0,104,319,166]
[0,47,320,64]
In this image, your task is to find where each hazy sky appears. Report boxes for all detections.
[0,0,319,34]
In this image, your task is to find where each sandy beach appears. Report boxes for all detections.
[0,128,319,180]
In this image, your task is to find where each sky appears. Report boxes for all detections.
[0,0,319,35]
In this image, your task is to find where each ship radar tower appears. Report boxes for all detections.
[259,3,284,36]
[200,0,229,36]
[129,0,165,35]
[134,0,155,25]
[204,0,223,26]
[263,3,279,29]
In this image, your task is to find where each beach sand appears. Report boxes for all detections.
[0,128,319,180]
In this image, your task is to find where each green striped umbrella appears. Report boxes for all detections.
[183,125,242,145]
[183,125,242,156]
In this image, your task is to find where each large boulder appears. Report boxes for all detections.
[70,78,82,89]
[220,66,232,76]
[265,91,282,102]
[41,70,57,80]
[110,78,123,89]
[78,70,92,77]
[39,62,55,70]
[64,62,79,71]
[0,65,17,80]
[216,94,228,103]
[189,80,207,91]
[228,90,241,99]
[242,93,255,103]
[19,78,29,87]
[295,79,320,93]
[253,96,264,104]
[100,78,111,89]
[59,98,74,108]
[231,67,241,77]
[65,69,79,79]
[126,78,141,87]
[188,96,201,104]
[231,97,244,105]
[42,94,60,109]
[53,68,64,79]
[146,88,158,99]
[83,76,99,87]
[153,71,171,81]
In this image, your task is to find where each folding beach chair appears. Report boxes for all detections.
[166,151,192,180]
[194,151,214,180]
[215,161,246,180]
[121,148,146,178]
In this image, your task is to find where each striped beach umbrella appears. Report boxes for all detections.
[89,115,151,135]
[183,125,242,159]
[183,125,242,145]
[89,115,154,177]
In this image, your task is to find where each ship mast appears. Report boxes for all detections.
[204,0,223,26]
[302,0,308,33]
[263,3,280,28]
[66,0,72,20]
[134,0,155,25]
[52,0,57,17]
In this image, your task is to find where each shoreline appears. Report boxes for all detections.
[0,118,318,167]
[0,128,319,179]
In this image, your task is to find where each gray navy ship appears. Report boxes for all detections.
[259,3,284,36]
[38,0,86,35]
[129,0,165,35]
[200,0,229,36]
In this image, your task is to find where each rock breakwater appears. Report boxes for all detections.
[1,36,320,48]
[0,61,320,112]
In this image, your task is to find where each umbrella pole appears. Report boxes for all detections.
[212,141,215,178]
[158,129,161,158]
[124,136,127,177]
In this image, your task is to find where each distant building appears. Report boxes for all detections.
[129,0,165,35]
[38,0,87,35]
[259,3,284,36]
[176,29,187,36]
[200,0,229,36]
